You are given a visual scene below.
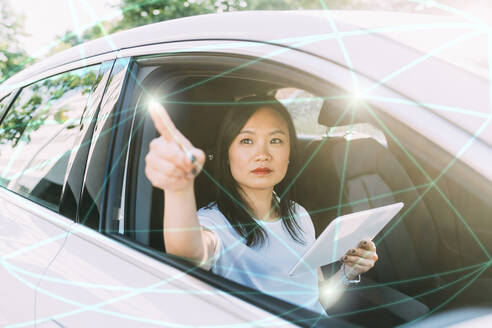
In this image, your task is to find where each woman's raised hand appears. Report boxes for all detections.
[340,240,378,280]
[145,100,205,192]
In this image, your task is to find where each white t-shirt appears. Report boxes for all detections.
[197,202,326,315]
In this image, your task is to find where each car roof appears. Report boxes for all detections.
[2,10,467,91]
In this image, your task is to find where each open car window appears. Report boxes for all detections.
[116,53,345,322]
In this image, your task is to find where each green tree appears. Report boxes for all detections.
[50,23,108,55]
[0,1,31,82]
[110,0,215,33]
[111,0,324,32]
[247,0,320,10]
[0,68,99,146]
[99,0,426,35]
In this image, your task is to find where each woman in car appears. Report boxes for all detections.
[145,95,378,314]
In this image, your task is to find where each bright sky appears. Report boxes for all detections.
[10,0,121,57]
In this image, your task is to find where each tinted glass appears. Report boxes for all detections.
[275,88,325,137]
[0,94,11,115]
[0,65,100,210]
[79,58,130,230]
[60,61,113,220]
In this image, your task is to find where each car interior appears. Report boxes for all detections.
[121,54,492,326]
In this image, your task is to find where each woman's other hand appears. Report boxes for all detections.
[145,100,205,192]
[340,240,378,280]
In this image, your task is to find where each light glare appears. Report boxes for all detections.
[319,276,344,309]
[148,98,160,114]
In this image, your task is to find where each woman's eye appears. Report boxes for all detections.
[239,138,253,144]
[271,138,283,144]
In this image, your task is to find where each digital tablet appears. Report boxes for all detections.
[288,202,404,276]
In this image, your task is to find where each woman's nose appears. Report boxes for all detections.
[254,142,271,161]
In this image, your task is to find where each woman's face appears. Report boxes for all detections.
[228,107,291,194]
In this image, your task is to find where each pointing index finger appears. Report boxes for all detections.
[148,99,178,141]
[148,99,197,165]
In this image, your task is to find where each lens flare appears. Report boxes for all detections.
[148,97,160,113]
[319,276,345,309]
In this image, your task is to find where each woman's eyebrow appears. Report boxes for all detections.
[239,129,287,135]
[238,130,255,135]
[270,130,287,135]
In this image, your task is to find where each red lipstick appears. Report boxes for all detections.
[251,167,272,174]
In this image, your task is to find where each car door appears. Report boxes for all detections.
[0,62,106,326]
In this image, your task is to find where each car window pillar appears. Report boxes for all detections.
[78,58,131,231]
[59,60,115,220]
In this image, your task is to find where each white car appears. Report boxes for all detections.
[0,10,491,327]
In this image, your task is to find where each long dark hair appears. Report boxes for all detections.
[209,95,305,248]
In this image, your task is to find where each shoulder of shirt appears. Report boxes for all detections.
[292,201,309,217]
[197,202,227,222]
[290,201,315,235]
[198,202,219,214]
[198,201,217,210]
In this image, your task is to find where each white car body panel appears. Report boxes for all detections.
[0,188,73,326]
[34,223,293,327]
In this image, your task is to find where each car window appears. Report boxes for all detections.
[59,60,115,221]
[275,87,387,146]
[0,94,11,116]
[275,88,325,137]
[121,55,331,243]
[77,58,129,230]
[0,65,101,211]
[118,54,336,318]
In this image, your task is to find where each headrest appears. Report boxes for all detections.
[318,97,352,127]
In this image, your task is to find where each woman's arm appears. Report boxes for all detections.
[145,101,213,267]
[163,186,217,265]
